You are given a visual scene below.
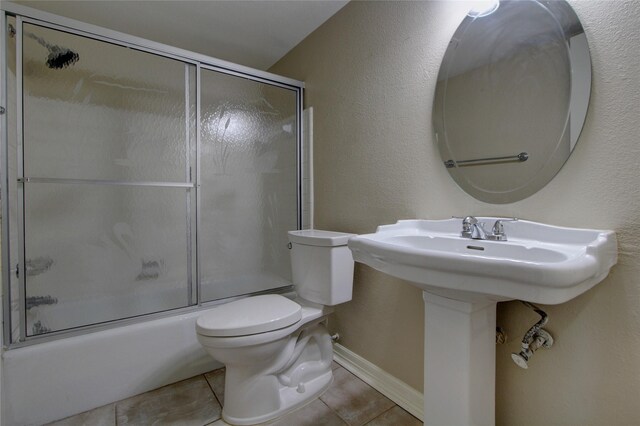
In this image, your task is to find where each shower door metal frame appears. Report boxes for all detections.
[15,16,26,343]
[0,10,11,345]
[0,3,304,348]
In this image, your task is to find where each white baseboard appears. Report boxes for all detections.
[333,343,424,421]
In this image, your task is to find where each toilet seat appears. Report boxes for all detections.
[197,301,330,350]
[196,294,302,337]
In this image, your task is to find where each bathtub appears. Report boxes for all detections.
[2,308,222,425]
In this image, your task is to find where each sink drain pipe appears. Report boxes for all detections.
[511,301,554,369]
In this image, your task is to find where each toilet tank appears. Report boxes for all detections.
[287,230,355,306]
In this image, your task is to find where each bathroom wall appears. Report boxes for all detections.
[270,1,640,424]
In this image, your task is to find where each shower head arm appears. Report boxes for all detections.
[8,23,79,69]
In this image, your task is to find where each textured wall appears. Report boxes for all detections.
[270,1,640,424]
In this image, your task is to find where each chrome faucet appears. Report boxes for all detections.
[460,217,517,241]
[461,216,486,239]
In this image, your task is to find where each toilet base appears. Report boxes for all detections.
[222,369,333,426]
[212,321,336,425]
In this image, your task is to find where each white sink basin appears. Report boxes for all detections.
[348,218,617,304]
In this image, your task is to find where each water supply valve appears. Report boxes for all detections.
[511,301,554,369]
[511,329,554,369]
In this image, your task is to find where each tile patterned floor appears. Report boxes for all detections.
[47,362,421,426]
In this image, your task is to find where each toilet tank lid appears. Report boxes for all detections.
[288,230,356,247]
[196,294,302,337]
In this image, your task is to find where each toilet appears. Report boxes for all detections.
[196,230,355,425]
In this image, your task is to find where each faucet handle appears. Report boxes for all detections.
[462,216,478,228]
[491,222,506,241]
[460,216,477,237]
[488,218,517,241]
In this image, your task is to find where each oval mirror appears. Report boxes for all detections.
[433,0,591,203]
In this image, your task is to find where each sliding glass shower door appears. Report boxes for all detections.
[199,69,298,302]
[19,23,196,337]
[3,14,303,344]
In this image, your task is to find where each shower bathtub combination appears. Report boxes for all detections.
[0,4,308,424]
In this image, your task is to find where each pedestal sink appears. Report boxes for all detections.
[348,218,617,425]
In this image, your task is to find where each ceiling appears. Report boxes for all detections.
[12,0,349,70]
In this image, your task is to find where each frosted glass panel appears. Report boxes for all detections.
[200,69,297,301]
[24,184,190,335]
[22,23,193,182]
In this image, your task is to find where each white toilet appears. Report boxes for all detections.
[196,230,355,425]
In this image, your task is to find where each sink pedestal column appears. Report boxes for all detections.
[423,292,497,426]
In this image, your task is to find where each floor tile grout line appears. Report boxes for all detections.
[110,402,117,426]
[204,371,224,407]
[324,365,401,426]
[318,368,391,426]
[317,397,349,425]
[319,365,354,425]
[203,370,226,423]
[362,404,397,426]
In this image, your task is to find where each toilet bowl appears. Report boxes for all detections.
[196,230,355,425]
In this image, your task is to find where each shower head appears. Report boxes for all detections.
[45,45,79,69]
[8,24,80,69]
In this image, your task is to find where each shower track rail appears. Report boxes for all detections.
[17,177,196,188]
